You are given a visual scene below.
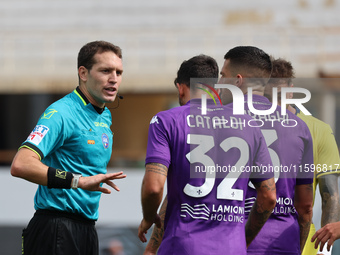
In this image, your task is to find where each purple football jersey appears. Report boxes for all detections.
[145,99,274,255]
[242,95,314,255]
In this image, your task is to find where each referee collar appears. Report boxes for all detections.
[75,86,105,114]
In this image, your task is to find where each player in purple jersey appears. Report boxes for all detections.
[219,46,314,255]
[138,54,277,255]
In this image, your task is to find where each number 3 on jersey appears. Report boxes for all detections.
[183,134,249,201]
[248,129,280,189]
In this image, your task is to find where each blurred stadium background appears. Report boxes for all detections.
[1,0,340,254]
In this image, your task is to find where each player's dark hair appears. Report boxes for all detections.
[77,40,122,70]
[268,58,295,85]
[174,54,219,88]
[224,46,272,85]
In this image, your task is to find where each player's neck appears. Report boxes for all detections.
[287,105,296,114]
[251,91,264,96]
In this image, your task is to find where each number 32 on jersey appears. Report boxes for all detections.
[183,130,280,200]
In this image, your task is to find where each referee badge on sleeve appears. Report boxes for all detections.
[26,125,50,146]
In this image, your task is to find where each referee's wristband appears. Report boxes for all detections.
[47,167,73,189]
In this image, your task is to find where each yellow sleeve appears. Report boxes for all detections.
[299,114,340,255]
[313,121,340,177]
[297,112,340,177]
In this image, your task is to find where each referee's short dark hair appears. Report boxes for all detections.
[78,40,122,70]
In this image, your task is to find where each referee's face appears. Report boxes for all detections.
[81,51,123,108]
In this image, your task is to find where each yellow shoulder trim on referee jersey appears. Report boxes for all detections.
[74,89,87,106]
[316,170,340,179]
[19,145,42,161]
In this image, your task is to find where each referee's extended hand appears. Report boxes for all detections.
[78,171,126,194]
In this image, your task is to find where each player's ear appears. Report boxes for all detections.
[177,83,185,97]
[78,66,88,82]
[235,74,243,88]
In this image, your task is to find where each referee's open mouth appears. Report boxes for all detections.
[104,87,117,96]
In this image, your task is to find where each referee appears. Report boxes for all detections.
[11,40,126,255]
